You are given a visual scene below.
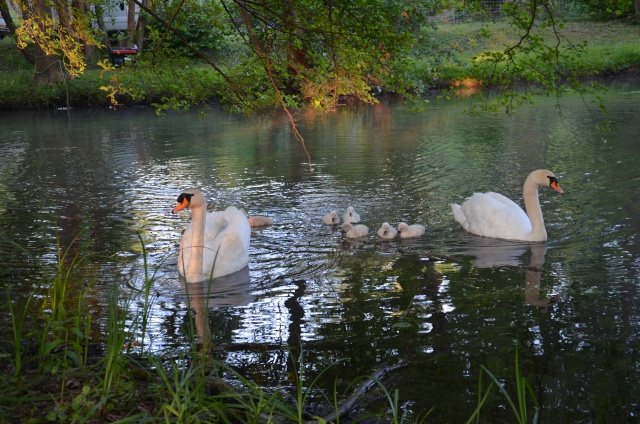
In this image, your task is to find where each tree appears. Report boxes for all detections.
[129,0,442,114]
[457,0,607,118]
[6,0,613,118]
[14,0,101,83]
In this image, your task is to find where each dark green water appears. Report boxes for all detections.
[1,78,639,422]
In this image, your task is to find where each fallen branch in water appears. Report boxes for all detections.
[318,359,410,423]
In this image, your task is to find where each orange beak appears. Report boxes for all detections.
[172,197,190,214]
[550,180,564,194]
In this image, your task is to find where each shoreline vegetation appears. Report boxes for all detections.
[0,20,639,112]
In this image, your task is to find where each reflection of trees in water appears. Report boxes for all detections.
[285,251,453,399]
[391,255,448,351]
[387,242,565,421]
[177,269,307,388]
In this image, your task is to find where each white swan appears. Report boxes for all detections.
[342,222,369,238]
[322,210,340,225]
[377,222,398,239]
[450,169,564,241]
[173,188,251,281]
[397,222,425,238]
[342,206,361,223]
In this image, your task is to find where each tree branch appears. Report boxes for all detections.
[319,360,409,423]
[129,0,251,109]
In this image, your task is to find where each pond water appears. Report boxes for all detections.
[1,78,640,422]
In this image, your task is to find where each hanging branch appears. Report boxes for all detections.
[130,0,251,110]
[264,51,313,169]
[221,0,312,168]
[151,0,186,57]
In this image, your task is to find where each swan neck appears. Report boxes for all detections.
[188,205,206,277]
[523,178,546,240]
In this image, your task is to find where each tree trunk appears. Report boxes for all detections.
[0,1,15,33]
[34,43,64,83]
[635,0,640,23]
[32,0,65,83]
[94,4,112,49]
[239,5,263,55]
[73,0,95,64]
[134,0,148,51]
[127,0,136,46]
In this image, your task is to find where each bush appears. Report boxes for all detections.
[144,0,233,60]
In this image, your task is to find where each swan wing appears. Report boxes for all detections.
[201,206,251,278]
[204,211,227,243]
[211,230,250,277]
[458,192,532,240]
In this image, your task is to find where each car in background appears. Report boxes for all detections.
[0,18,10,38]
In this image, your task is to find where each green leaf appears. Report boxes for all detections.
[392,322,412,328]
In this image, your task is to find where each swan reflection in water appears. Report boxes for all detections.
[523,243,560,308]
[179,266,253,349]
[457,234,559,308]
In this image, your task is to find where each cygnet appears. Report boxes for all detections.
[342,206,361,223]
[322,210,340,225]
[377,222,398,239]
[397,222,425,238]
[342,222,369,238]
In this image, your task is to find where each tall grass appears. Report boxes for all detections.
[134,232,164,354]
[7,289,33,381]
[153,358,210,422]
[467,345,539,424]
[36,230,92,376]
[100,281,132,398]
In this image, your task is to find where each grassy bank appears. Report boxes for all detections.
[437,20,640,76]
[0,20,638,111]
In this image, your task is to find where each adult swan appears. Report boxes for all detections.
[451,169,564,242]
[172,188,251,281]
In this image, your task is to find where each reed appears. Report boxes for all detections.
[290,347,342,422]
[6,289,33,381]
[152,357,210,422]
[204,360,301,423]
[466,345,539,424]
[100,280,133,398]
[136,232,163,354]
[37,230,92,372]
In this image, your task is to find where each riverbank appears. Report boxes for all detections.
[0,20,639,111]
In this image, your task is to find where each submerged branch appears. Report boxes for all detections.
[319,359,409,423]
